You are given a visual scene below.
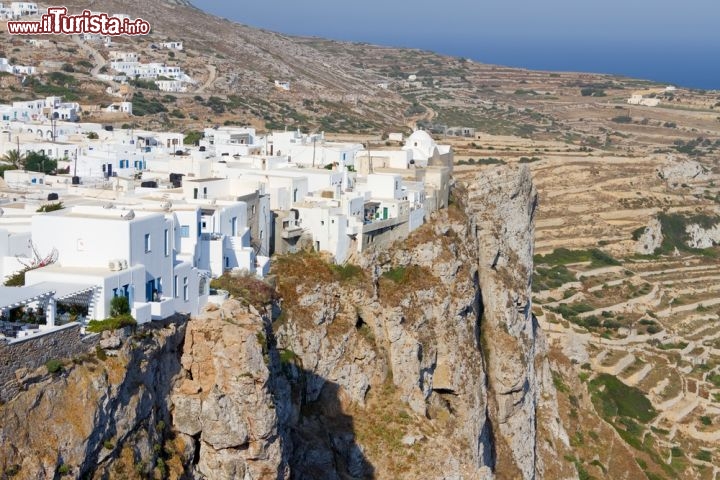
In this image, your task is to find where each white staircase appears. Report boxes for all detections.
[86,287,102,320]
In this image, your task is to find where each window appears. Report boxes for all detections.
[183,276,189,302]
[144,233,151,253]
[173,275,178,298]
[180,225,190,238]
[231,217,237,236]
[164,228,170,256]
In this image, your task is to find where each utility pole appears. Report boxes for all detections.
[367,138,373,174]
[312,136,316,168]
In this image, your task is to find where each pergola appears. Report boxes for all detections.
[0,282,96,327]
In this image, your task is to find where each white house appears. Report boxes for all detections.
[10,2,38,17]
[25,205,209,323]
[0,58,36,76]
[105,102,133,115]
[109,51,140,63]
[268,130,363,168]
[628,94,660,107]
[274,80,290,91]
[158,41,183,51]
[155,80,188,93]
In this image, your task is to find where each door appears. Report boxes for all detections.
[383,207,389,220]
[145,280,154,302]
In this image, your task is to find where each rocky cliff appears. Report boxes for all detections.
[266,165,571,479]
[170,300,291,480]
[0,166,570,479]
[0,320,186,479]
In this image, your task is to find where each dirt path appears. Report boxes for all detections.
[71,35,119,90]
[195,64,216,93]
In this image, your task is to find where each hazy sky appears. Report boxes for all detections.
[191,0,719,87]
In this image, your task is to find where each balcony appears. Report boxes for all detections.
[200,232,223,242]
[280,222,303,239]
[361,213,409,234]
[150,297,175,320]
[131,302,152,324]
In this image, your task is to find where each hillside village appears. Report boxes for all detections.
[0,97,452,341]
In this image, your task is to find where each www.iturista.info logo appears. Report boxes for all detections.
[7,7,150,35]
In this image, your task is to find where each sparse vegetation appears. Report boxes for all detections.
[86,314,137,333]
[535,248,620,268]
[210,273,276,309]
[45,359,63,374]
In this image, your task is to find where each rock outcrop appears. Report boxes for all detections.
[635,217,664,255]
[170,300,291,480]
[657,157,709,186]
[465,166,541,478]
[685,221,720,249]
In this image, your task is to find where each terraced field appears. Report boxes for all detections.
[451,94,720,479]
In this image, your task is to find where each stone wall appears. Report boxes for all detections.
[0,324,100,402]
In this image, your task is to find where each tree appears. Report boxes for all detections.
[24,151,56,174]
[87,132,99,140]
[1,149,25,169]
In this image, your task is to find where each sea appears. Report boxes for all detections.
[424,39,720,91]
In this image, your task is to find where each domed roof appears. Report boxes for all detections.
[403,130,438,160]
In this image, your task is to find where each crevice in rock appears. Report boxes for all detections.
[191,433,201,465]
[354,314,365,330]
[473,271,485,352]
[479,408,497,471]
[490,250,501,270]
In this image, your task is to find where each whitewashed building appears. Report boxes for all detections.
[25,205,209,324]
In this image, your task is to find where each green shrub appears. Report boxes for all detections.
[695,450,712,462]
[3,268,27,286]
[532,265,576,292]
[631,226,646,241]
[4,464,21,477]
[110,296,130,317]
[86,314,136,333]
[95,345,107,361]
[132,91,167,116]
[57,464,70,476]
[534,248,620,268]
[45,359,63,374]
[589,373,656,422]
[330,263,363,281]
[103,440,114,450]
[36,202,64,213]
[184,131,203,145]
[476,157,506,165]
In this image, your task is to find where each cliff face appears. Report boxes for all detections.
[0,166,569,479]
[269,165,570,479]
[0,321,186,479]
[170,300,291,480]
